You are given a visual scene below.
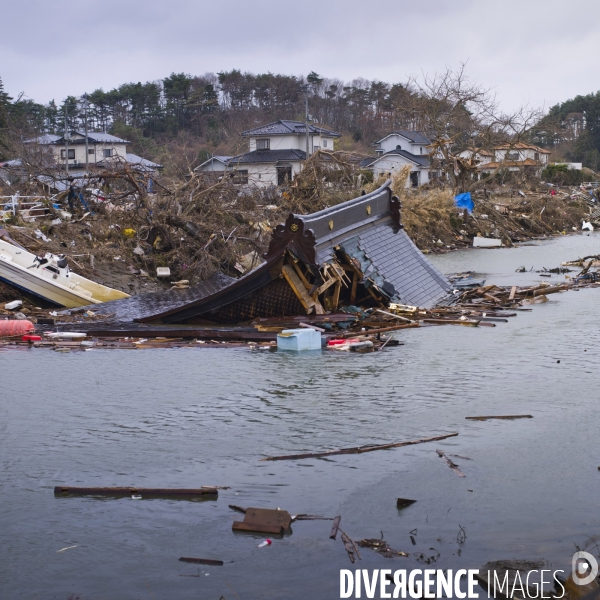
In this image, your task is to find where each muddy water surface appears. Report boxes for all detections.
[1,233,600,599]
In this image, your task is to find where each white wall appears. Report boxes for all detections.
[198,159,228,172]
[247,134,336,154]
[231,160,303,188]
[366,153,430,186]
[52,140,127,167]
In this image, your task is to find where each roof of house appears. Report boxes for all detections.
[0,158,23,168]
[125,153,163,170]
[375,131,431,145]
[241,120,340,138]
[24,134,61,144]
[195,156,233,171]
[361,148,430,168]
[229,149,306,164]
[27,131,131,145]
[493,142,551,154]
[479,158,541,170]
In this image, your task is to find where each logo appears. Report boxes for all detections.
[572,552,598,586]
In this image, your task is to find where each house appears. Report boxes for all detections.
[195,120,340,187]
[23,131,162,173]
[360,131,435,187]
[479,142,550,176]
[195,155,233,176]
[456,147,494,166]
[90,180,454,325]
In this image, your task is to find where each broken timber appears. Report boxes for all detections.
[54,486,218,498]
[261,433,458,461]
[466,415,533,421]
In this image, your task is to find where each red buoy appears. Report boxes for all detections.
[0,320,35,336]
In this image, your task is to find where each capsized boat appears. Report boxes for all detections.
[0,236,130,307]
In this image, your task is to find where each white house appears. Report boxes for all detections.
[479,142,550,175]
[456,147,494,166]
[195,120,340,187]
[360,131,434,187]
[23,131,162,173]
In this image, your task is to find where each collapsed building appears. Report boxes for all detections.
[89,181,454,325]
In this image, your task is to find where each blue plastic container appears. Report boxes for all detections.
[277,328,322,351]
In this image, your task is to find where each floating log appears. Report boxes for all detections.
[179,557,223,566]
[54,486,218,498]
[330,516,341,540]
[465,415,533,421]
[341,322,420,337]
[436,450,466,477]
[261,432,458,461]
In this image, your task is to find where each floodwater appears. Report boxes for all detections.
[2,233,600,600]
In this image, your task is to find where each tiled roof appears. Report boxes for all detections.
[479,158,541,170]
[229,149,306,164]
[493,142,550,154]
[242,120,340,137]
[361,148,430,168]
[24,134,61,144]
[376,131,431,145]
[125,153,163,169]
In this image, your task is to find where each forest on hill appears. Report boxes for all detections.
[1,70,600,172]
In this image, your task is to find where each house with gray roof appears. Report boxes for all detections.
[195,120,340,187]
[361,131,437,187]
[23,131,162,173]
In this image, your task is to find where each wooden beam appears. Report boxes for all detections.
[282,264,324,314]
[290,258,312,290]
[350,271,358,304]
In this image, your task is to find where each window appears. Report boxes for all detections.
[534,152,539,161]
[396,144,402,150]
[88,148,95,155]
[60,149,75,159]
[103,148,113,158]
[232,169,249,184]
[420,147,423,154]
[323,139,327,148]
[507,151,519,161]
[256,138,270,151]
[313,146,320,152]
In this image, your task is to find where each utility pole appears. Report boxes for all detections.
[305,91,310,162]
[84,94,89,171]
[64,105,69,175]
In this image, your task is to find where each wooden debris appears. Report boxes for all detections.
[228,504,247,514]
[340,530,361,564]
[466,415,533,421]
[436,450,466,477]
[54,486,218,498]
[396,498,417,509]
[179,557,224,566]
[330,515,341,540]
[261,432,458,461]
[357,538,409,558]
[232,507,292,535]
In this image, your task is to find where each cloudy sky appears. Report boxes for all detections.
[2,0,598,113]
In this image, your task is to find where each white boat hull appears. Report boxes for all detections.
[0,239,129,308]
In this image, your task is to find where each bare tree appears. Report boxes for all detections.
[409,63,545,191]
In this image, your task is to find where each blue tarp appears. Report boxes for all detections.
[454,192,474,213]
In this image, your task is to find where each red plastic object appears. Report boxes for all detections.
[0,320,35,337]
[22,334,42,342]
[327,338,359,346]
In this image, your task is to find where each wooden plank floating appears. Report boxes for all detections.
[465,415,533,421]
[436,450,466,477]
[232,507,292,535]
[261,432,458,462]
[329,515,342,540]
[54,486,218,498]
[179,557,223,566]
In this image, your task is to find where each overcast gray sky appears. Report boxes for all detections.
[2,0,598,113]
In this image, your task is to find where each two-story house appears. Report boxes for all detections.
[478,142,550,176]
[360,131,434,187]
[195,120,340,187]
[24,131,162,173]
